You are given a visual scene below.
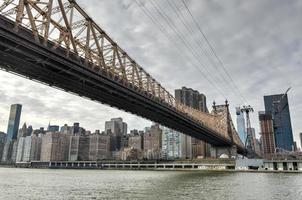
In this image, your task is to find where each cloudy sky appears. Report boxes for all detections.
[0,0,301,146]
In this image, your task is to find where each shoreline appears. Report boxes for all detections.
[1,164,301,173]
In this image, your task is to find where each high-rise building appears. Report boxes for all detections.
[16,137,26,162]
[0,132,6,161]
[18,123,28,138]
[89,133,111,160]
[175,87,209,158]
[192,138,210,159]
[128,131,144,150]
[264,94,294,151]
[105,118,127,135]
[143,124,162,160]
[105,118,127,151]
[7,104,22,141]
[72,123,80,134]
[175,87,208,112]
[247,127,257,152]
[48,124,59,132]
[300,133,302,150]
[1,141,14,163]
[259,112,275,158]
[236,107,246,144]
[30,134,42,161]
[68,135,90,161]
[60,124,72,134]
[16,136,35,162]
[161,127,182,160]
[40,132,70,161]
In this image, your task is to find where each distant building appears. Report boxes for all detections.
[33,127,46,136]
[180,133,192,159]
[175,87,208,112]
[293,142,298,152]
[89,133,111,160]
[60,124,72,134]
[264,94,294,151]
[0,132,6,161]
[259,112,275,158]
[121,147,142,161]
[192,138,210,159]
[144,124,162,160]
[105,118,127,151]
[1,140,18,163]
[105,118,127,135]
[300,133,302,151]
[40,132,70,161]
[16,134,42,162]
[72,122,80,134]
[247,127,257,152]
[17,123,33,138]
[175,87,210,158]
[254,139,262,156]
[16,137,26,162]
[30,134,42,161]
[68,135,90,161]
[48,124,59,132]
[128,130,144,150]
[236,107,246,144]
[121,134,129,150]
[161,127,182,160]
[7,104,22,141]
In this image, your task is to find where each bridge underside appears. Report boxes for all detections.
[0,16,245,154]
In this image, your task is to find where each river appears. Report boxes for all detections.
[0,168,301,200]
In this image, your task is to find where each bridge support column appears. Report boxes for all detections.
[210,145,237,159]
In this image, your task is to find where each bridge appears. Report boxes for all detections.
[0,0,245,154]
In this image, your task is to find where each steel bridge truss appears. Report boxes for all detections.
[0,0,244,151]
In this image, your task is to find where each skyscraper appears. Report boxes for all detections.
[161,127,182,160]
[175,87,209,158]
[0,132,6,161]
[143,124,162,160]
[300,132,302,150]
[264,94,294,151]
[105,118,127,136]
[259,112,275,158]
[175,87,208,112]
[7,104,22,141]
[48,124,59,132]
[105,118,127,151]
[236,107,246,144]
[72,122,80,134]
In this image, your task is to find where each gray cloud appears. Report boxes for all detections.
[0,0,301,147]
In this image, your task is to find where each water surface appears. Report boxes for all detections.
[0,168,301,200]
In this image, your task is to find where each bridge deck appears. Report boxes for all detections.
[0,7,245,154]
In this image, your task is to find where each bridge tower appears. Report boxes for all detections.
[210,100,238,159]
[240,105,257,158]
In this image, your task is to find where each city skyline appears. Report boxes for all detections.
[0,0,301,147]
[0,1,302,199]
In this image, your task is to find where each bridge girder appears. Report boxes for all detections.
[0,0,245,153]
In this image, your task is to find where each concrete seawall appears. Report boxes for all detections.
[8,159,302,173]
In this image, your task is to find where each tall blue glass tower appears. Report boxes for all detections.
[264,94,294,151]
[6,104,22,141]
[236,107,246,144]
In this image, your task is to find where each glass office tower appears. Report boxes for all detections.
[7,104,22,141]
[236,107,246,144]
[264,94,294,151]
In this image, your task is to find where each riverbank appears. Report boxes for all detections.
[1,160,302,173]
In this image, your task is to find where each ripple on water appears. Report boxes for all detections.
[0,169,302,200]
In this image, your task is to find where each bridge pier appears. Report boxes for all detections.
[210,145,237,159]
